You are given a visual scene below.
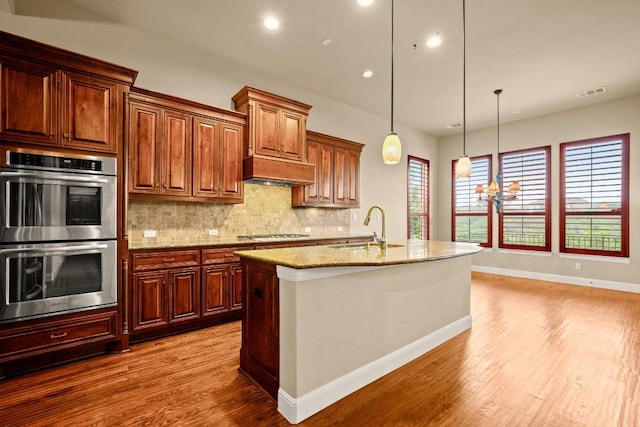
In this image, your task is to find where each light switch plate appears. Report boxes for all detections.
[143,230,156,238]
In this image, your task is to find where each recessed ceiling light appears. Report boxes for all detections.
[357,0,374,6]
[446,123,462,129]
[362,70,374,78]
[264,16,280,30]
[426,33,442,48]
[512,110,521,115]
[321,38,332,46]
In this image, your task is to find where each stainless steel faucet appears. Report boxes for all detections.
[364,205,387,249]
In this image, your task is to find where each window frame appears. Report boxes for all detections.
[451,155,492,248]
[407,155,430,240]
[499,146,551,252]
[559,133,629,257]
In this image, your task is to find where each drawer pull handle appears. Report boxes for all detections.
[50,332,68,339]
[162,258,175,262]
[224,254,235,257]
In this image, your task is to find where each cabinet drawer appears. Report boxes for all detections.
[202,247,242,265]
[132,250,200,271]
[0,311,117,363]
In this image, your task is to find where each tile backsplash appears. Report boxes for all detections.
[128,183,351,245]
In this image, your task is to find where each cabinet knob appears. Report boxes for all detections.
[162,258,175,263]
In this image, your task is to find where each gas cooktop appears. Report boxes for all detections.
[237,233,311,241]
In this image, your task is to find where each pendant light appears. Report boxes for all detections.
[475,89,520,212]
[455,0,471,178]
[382,0,401,164]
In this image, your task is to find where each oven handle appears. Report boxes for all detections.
[0,171,109,184]
[0,244,110,256]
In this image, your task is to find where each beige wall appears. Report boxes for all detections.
[0,0,437,243]
[437,95,639,285]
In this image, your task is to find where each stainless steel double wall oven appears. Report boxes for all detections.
[1,148,118,323]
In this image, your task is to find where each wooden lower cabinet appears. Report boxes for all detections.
[0,309,119,377]
[240,259,279,399]
[130,246,247,342]
[128,239,371,343]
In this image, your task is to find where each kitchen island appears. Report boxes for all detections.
[235,240,481,424]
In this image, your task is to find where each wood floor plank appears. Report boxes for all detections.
[1,272,639,426]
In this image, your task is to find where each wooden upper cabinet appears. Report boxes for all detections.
[0,32,137,154]
[232,86,310,163]
[193,117,243,201]
[280,110,306,161]
[254,102,280,157]
[127,88,245,203]
[0,59,58,146]
[61,71,120,153]
[128,102,162,194]
[292,131,363,208]
[163,109,192,196]
[219,123,243,198]
[334,146,360,207]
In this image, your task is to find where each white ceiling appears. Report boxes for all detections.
[21,0,640,137]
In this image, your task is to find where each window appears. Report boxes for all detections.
[407,156,429,239]
[500,146,551,251]
[452,155,492,247]
[560,134,629,257]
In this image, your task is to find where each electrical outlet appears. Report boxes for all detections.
[575,262,581,270]
[304,227,311,233]
[337,226,344,232]
[352,213,358,221]
[143,230,156,238]
[208,228,219,236]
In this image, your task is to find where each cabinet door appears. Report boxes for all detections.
[129,102,163,194]
[345,149,360,206]
[280,110,305,161]
[202,265,227,316]
[193,117,220,198]
[163,110,192,196]
[219,123,243,199]
[62,72,120,153]
[229,263,243,311]
[334,147,360,207]
[168,268,199,323]
[334,147,347,204]
[0,59,58,146]
[318,143,334,204]
[132,272,168,332]
[254,101,280,157]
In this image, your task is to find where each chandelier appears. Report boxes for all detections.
[475,89,520,213]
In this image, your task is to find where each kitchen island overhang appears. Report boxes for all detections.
[236,240,481,424]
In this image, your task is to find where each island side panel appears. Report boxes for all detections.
[240,259,280,399]
[278,256,472,399]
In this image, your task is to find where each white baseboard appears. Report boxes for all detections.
[277,315,472,424]
[472,265,640,294]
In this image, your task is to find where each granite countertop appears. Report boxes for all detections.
[128,232,373,250]
[234,240,482,269]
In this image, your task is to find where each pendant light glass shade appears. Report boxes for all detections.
[382,132,401,164]
[455,155,471,178]
[382,0,401,164]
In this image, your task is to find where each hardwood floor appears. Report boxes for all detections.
[1,272,639,426]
